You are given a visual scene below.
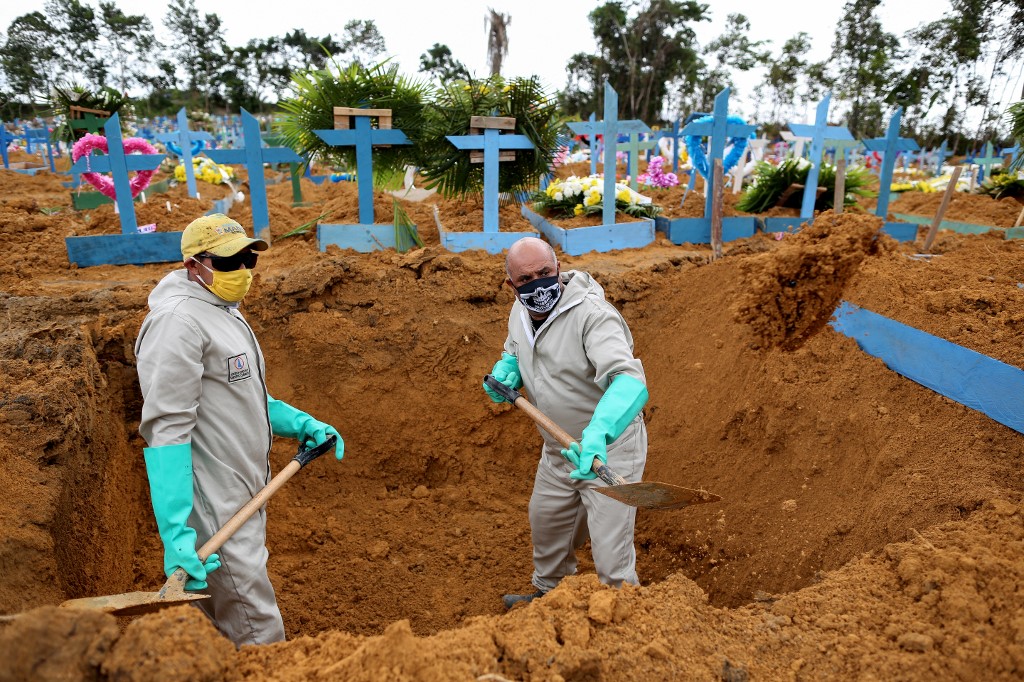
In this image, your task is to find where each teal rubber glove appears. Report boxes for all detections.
[143,443,221,590]
[483,352,522,403]
[563,374,648,481]
[267,397,344,460]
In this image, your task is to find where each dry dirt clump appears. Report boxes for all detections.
[0,606,119,681]
[733,211,893,349]
[101,606,236,682]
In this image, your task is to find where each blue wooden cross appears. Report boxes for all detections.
[930,139,952,176]
[785,93,855,219]
[862,107,919,240]
[0,124,17,169]
[973,142,1003,183]
[615,127,656,190]
[205,108,301,244]
[680,88,757,221]
[446,115,535,232]
[1001,142,1021,170]
[24,128,55,172]
[567,112,600,176]
[64,113,182,267]
[656,119,684,174]
[157,108,215,198]
[314,107,412,226]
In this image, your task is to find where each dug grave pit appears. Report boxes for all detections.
[1,178,1023,678]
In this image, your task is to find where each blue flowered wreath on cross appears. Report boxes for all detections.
[685,115,751,179]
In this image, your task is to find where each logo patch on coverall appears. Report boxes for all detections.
[227,353,251,383]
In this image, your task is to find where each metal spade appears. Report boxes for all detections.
[484,375,720,510]
[58,436,337,617]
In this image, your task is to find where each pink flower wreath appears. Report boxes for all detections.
[72,133,158,200]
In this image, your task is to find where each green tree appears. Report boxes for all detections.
[420,43,469,83]
[0,12,61,101]
[97,1,157,92]
[164,0,227,111]
[755,33,831,128]
[336,19,386,67]
[689,13,771,113]
[829,0,901,138]
[561,0,709,123]
[44,0,104,85]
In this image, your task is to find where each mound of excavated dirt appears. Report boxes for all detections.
[1,168,1023,680]
[733,211,893,349]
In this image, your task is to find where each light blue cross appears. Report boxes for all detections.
[786,93,854,218]
[157,108,215,198]
[314,110,412,225]
[68,113,165,233]
[862,107,920,219]
[206,108,302,243]
[446,118,534,232]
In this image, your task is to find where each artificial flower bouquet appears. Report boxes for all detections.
[174,156,235,185]
[637,156,679,189]
[531,174,662,219]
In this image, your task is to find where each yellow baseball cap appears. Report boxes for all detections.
[180,214,269,259]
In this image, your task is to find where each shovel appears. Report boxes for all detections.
[485,375,720,510]
[58,435,337,617]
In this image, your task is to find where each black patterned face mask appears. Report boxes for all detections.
[516,274,562,314]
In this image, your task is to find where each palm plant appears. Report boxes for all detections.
[736,159,875,213]
[277,59,429,183]
[418,74,562,201]
[47,82,134,144]
[1007,101,1024,172]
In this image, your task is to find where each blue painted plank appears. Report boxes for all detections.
[762,216,812,233]
[438,228,537,254]
[892,213,1001,235]
[656,216,757,244]
[880,221,917,241]
[318,223,398,252]
[830,301,1024,435]
[65,232,183,267]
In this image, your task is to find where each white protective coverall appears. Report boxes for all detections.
[503,269,648,592]
[135,269,283,645]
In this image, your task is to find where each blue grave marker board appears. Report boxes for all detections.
[314,107,414,252]
[830,301,1024,435]
[862,107,919,242]
[764,93,854,233]
[655,87,757,245]
[440,115,540,253]
[206,108,301,244]
[656,119,684,174]
[64,114,179,267]
[522,82,655,256]
[157,108,215,198]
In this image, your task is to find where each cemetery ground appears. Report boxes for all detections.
[1,157,1023,681]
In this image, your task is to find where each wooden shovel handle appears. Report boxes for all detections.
[161,435,337,597]
[485,375,629,487]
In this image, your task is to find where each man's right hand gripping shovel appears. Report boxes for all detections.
[483,375,720,511]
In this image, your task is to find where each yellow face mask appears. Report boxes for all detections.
[193,258,253,302]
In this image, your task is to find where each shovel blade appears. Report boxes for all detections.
[595,482,721,510]
[59,590,209,617]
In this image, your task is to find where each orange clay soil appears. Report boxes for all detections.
[0,168,1023,680]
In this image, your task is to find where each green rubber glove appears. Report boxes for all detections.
[267,397,344,460]
[483,352,522,403]
[563,374,648,481]
[143,443,221,590]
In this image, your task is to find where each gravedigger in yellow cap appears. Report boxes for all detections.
[134,213,342,646]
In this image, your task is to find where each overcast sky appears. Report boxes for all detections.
[2,0,966,119]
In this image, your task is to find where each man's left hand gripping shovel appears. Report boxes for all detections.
[58,436,338,617]
[484,375,720,510]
